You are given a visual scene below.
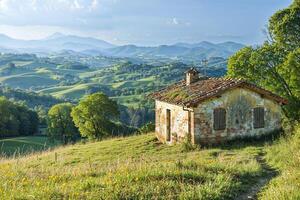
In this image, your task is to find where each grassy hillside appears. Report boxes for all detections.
[0,133,272,199]
[0,136,58,157]
[259,125,300,199]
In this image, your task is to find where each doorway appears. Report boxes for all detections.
[166,109,171,142]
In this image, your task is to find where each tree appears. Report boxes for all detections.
[0,97,39,137]
[47,103,78,144]
[71,93,119,139]
[28,110,39,135]
[227,46,256,82]
[227,0,300,120]
[269,0,300,49]
[0,97,19,137]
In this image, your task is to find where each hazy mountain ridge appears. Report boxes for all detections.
[102,41,244,60]
[0,33,115,52]
[0,33,244,60]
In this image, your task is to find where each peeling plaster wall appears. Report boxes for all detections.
[193,88,283,144]
[155,100,189,143]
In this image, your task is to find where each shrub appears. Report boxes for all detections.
[181,133,199,152]
[138,122,155,134]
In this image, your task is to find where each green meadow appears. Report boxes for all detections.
[0,136,58,157]
[1,132,298,199]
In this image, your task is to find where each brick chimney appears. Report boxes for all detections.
[185,67,199,86]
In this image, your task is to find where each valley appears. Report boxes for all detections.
[0,53,228,106]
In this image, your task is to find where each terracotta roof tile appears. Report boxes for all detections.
[149,78,288,107]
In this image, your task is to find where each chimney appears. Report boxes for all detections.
[185,67,199,86]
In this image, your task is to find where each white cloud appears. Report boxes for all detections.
[0,0,10,11]
[72,0,84,10]
[89,0,98,10]
[167,17,191,27]
[172,18,179,25]
[0,0,99,12]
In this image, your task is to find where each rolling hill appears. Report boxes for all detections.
[0,133,275,199]
[0,131,298,199]
[0,53,227,108]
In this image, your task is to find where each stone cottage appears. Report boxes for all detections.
[149,68,288,144]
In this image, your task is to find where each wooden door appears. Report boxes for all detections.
[166,109,171,142]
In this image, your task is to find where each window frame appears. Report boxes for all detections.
[213,108,226,131]
[253,107,265,129]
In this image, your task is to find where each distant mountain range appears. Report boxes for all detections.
[103,41,244,60]
[0,33,114,52]
[0,33,244,59]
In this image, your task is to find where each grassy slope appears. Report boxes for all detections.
[0,136,57,157]
[0,133,266,199]
[259,126,300,200]
[111,94,143,108]
[39,83,99,99]
[0,74,59,89]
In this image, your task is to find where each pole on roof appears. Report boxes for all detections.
[201,58,208,76]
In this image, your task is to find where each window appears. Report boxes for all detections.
[213,108,226,130]
[253,107,265,129]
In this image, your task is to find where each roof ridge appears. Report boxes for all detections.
[149,77,287,106]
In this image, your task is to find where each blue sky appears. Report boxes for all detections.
[0,0,292,45]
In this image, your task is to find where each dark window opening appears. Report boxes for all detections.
[213,108,226,130]
[253,107,265,129]
[166,109,171,142]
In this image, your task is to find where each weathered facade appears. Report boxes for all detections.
[150,68,287,145]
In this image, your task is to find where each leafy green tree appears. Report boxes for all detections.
[269,0,300,49]
[227,46,256,82]
[71,93,119,139]
[47,103,79,144]
[15,103,32,136]
[28,110,39,135]
[0,97,38,137]
[0,97,19,137]
[227,0,300,120]
[35,105,47,126]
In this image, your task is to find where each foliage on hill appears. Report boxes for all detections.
[57,62,89,70]
[0,97,39,137]
[71,93,120,139]
[47,103,79,144]
[0,86,63,109]
[47,94,138,143]
[227,0,300,120]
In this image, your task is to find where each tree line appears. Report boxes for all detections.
[0,97,38,137]
[47,92,140,144]
[0,92,152,142]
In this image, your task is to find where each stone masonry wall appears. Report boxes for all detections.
[193,88,283,144]
[155,100,189,143]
